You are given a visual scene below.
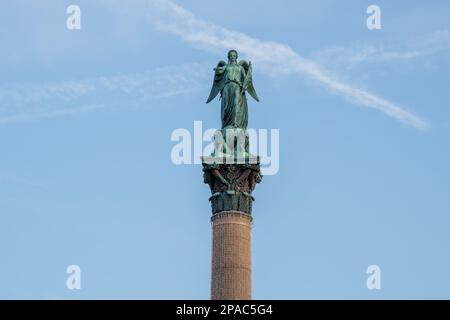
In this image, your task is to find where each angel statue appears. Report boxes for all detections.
[206,49,259,130]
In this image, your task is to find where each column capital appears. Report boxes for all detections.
[202,157,262,215]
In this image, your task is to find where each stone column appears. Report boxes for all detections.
[202,157,262,300]
[211,211,252,299]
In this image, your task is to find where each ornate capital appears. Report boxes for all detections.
[202,157,262,215]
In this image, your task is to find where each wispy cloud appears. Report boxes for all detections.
[0,64,207,125]
[1,0,430,129]
[315,30,450,65]
[0,170,45,189]
[142,0,428,129]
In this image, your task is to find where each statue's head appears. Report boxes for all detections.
[227,49,238,63]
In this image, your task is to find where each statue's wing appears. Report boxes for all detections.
[206,61,227,103]
[239,60,259,102]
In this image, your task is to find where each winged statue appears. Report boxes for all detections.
[206,50,259,130]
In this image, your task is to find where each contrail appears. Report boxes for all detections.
[144,0,428,129]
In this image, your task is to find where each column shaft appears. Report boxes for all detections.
[211,211,252,300]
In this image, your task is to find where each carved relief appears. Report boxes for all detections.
[203,161,262,215]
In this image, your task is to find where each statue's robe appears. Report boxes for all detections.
[220,63,248,129]
[207,61,259,130]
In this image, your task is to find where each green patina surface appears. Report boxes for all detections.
[203,50,262,215]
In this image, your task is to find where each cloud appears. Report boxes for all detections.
[0,63,207,125]
[142,0,428,129]
[315,30,450,64]
[0,170,45,189]
[1,0,430,130]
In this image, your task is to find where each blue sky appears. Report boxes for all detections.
[1,0,450,299]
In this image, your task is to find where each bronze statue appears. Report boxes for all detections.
[202,50,262,215]
[206,49,259,130]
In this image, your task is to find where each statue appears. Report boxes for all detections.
[206,50,259,159]
[206,49,259,130]
[202,50,262,215]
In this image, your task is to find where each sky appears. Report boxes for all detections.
[1,0,450,299]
